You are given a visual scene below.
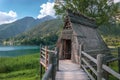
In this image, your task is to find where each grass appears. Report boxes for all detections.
[108,48,119,80]
[0,53,40,80]
[0,69,39,80]
[0,48,119,80]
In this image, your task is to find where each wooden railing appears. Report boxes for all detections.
[40,46,59,80]
[40,44,120,80]
[80,46,120,80]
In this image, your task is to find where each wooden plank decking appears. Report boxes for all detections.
[56,60,90,80]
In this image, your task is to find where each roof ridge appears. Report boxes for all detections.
[66,9,98,28]
[67,9,95,22]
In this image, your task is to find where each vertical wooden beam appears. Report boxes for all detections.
[45,46,48,70]
[48,53,53,65]
[54,47,57,53]
[52,53,56,80]
[79,44,82,68]
[97,54,103,80]
[56,48,59,71]
[48,53,53,80]
[117,47,120,80]
[104,63,109,80]
[64,40,66,58]
[62,39,64,59]
[59,40,62,59]
[48,51,57,80]
[54,47,59,70]
[48,53,56,80]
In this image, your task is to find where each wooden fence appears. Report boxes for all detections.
[40,45,120,80]
[80,46,120,80]
[40,46,59,80]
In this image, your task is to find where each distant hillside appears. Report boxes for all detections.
[4,19,63,45]
[2,18,120,46]
[0,15,54,41]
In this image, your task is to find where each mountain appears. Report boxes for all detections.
[5,19,63,45]
[2,17,120,46]
[0,16,54,41]
[29,15,54,28]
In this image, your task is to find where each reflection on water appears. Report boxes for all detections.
[0,46,39,57]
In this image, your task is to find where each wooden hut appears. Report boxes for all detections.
[57,10,110,63]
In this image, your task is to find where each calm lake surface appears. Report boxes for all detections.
[0,46,39,57]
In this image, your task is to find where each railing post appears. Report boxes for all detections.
[48,53,53,65]
[79,44,82,68]
[48,53,53,80]
[55,47,59,71]
[118,47,120,74]
[52,53,56,80]
[45,46,48,70]
[48,51,56,80]
[97,54,103,80]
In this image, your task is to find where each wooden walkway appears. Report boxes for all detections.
[56,60,90,80]
[41,46,120,80]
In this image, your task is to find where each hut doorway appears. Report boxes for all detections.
[63,39,71,59]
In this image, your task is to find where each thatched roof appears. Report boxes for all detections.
[67,9,98,28]
[72,23,110,54]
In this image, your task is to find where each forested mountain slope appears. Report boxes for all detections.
[0,16,53,41]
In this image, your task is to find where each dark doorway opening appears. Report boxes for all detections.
[63,39,71,59]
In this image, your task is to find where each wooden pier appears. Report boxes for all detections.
[40,46,120,80]
[56,60,89,80]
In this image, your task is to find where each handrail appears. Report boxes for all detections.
[82,58,97,76]
[40,46,58,80]
[47,49,56,53]
[82,51,97,64]
[81,50,120,80]
[41,47,46,51]
[42,64,53,80]
[103,65,120,79]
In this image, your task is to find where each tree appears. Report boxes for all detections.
[54,0,119,25]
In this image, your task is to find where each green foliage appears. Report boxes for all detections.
[19,34,58,45]
[99,24,120,47]
[99,24,120,36]
[108,48,119,80]
[54,0,119,25]
[0,53,40,80]
[103,36,120,47]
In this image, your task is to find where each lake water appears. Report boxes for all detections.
[0,46,39,57]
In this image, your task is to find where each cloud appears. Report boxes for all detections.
[37,2,55,18]
[0,10,17,25]
[114,0,120,3]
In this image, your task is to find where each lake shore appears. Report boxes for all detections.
[0,46,39,57]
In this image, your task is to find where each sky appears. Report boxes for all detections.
[0,0,119,25]
[0,0,55,24]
